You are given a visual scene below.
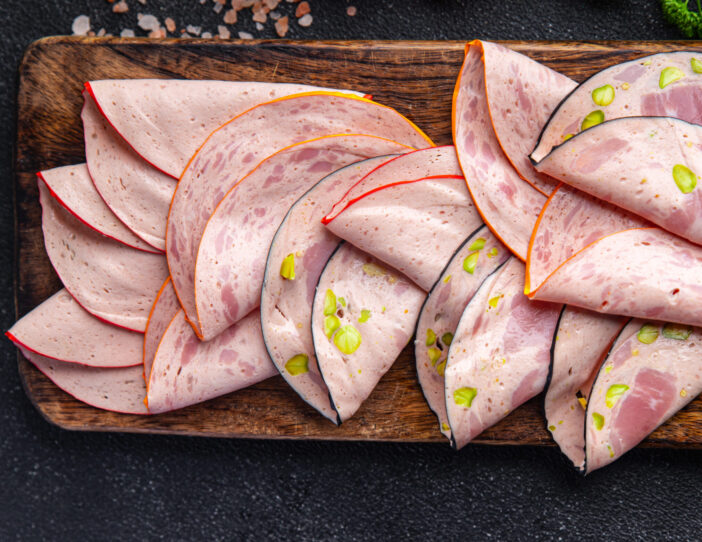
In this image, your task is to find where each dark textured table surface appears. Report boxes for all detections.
[1,1,700,540]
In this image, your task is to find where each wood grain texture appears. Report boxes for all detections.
[14,37,702,446]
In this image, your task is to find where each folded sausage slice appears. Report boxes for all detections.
[143,278,181,388]
[311,243,425,422]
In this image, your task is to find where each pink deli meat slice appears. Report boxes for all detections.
[453,43,546,260]
[585,320,702,473]
[325,176,483,291]
[18,346,148,415]
[168,92,432,338]
[535,117,702,246]
[531,51,702,162]
[86,80,366,179]
[445,258,561,450]
[38,164,156,253]
[261,156,395,423]
[195,135,412,340]
[39,180,169,332]
[147,310,277,414]
[415,227,509,439]
[311,243,425,422]
[478,40,577,194]
[7,289,143,368]
[143,278,181,388]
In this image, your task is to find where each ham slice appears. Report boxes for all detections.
[312,243,425,422]
[7,289,143,368]
[38,164,157,253]
[143,278,181,388]
[325,176,482,291]
[39,179,169,332]
[585,319,702,473]
[167,92,432,340]
[532,51,702,162]
[195,135,413,340]
[261,156,396,423]
[415,227,509,439]
[535,116,702,246]
[445,258,561,449]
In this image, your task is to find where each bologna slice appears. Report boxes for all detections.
[311,243,425,422]
[39,180,169,332]
[325,176,482,291]
[143,279,181,388]
[195,135,412,340]
[453,42,546,260]
[585,320,702,473]
[167,92,432,338]
[7,289,143,368]
[531,51,702,162]
[83,92,174,252]
[475,40,576,194]
[415,227,509,439]
[147,310,277,414]
[445,258,561,450]
[18,346,148,415]
[262,156,395,423]
[38,164,156,253]
[535,117,702,246]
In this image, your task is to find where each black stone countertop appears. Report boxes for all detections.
[1,1,699,539]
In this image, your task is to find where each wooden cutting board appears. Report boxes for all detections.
[15,37,702,446]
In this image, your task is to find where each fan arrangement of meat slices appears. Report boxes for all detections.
[10,41,702,473]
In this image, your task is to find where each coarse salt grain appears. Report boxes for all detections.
[120,28,136,37]
[255,22,264,30]
[297,13,312,27]
[201,31,213,38]
[252,9,267,23]
[186,25,202,35]
[217,25,231,39]
[274,15,289,37]
[223,9,237,24]
[238,31,254,39]
[165,17,176,32]
[137,13,160,31]
[347,6,357,16]
[263,0,280,9]
[214,2,224,13]
[113,1,129,14]
[295,1,310,18]
[71,15,91,36]
[269,10,281,20]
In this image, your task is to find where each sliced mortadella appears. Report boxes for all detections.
[86,80,366,179]
[311,243,425,422]
[526,184,649,295]
[477,40,576,194]
[531,51,702,162]
[535,117,702,246]
[39,180,169,332]
[18,346,148,415]
[415,227,509,439]
[167,92,432,337]
[585,320,702,473]
[323,146,462,223]
[38,164,157,253]
[325,176,482,291]
[147,310,277,414]
[545,306,627,470]
[445,258,561,450]
[261,156,395,423]
[453,43,546,260]
[7,289,143,368]
[143,278,181,387]
[195,135,413,340]
[83,92,175,252]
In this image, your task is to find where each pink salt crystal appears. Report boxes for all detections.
[297,13,312,27]
[112,1,129,14]
[347,6,357,16]
[217,25,231,39]
[71,15,91,36]
[223,9,238,23]
[165,17,176,32]
[274,15,289,37]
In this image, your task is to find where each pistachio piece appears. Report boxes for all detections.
[441,423,450,432]
[672,164,697,194]
[578,397,587,409]
[662,323,693,340]
[358,309,371,323]
[453,387,477,408]
[441,332,454,346]
[592,84,615,106]
[324,315,340,339]
[659,66,685,89]
[426,328,437,347]
[487,247,498,258]
[488,295,501,309]
[443,274,452,283]
[592,412,605,430]
[605,384,630,408]
[637,323,659,344]
[621,82,630,90]
[428,347,441,366]
[285,353,309,376]
[468,238,486,252]
[333,325,362,354]
[463,252,479,274]
[436,360,446,377]
[323,289,337,316]
[339,297,347,308]
[362,262,386,277]
[581,110,605,131]
[548,425,556,432]
[692,58,702,74]
[280,253,295,280]
[562,133,574,141]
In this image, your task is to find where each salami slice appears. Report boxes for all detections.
[535,116,702,246]
[38,164,157,253]
[531,51,702,162]
[311,243,425,422]
[325,176,482,291]
[262,156,395,423]
[585,320,702,473]
[39,179,169,332]
[415,227,509,439]
[167,92,432,338]
[147,310,277,414]
[445,258,561,450]
[195,135,412,340]
[143,278,181,388]
[7,289,143,368]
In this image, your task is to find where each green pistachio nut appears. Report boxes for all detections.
[362,263,386,277]
[562,134,574,142]
[468,238,486,252]
[581,110,605,131]
[488,295,501,309]
[285,354,309,376]
[323,289,337,316]
[426,328,437,347]
[453,387,478,408]
[358,309,371,323]
[339,297,347,307]
[592,412,605,430]
[463,251,479,274]
[436,360,447,377]
[605,384,630,408]
[692,58,702,74]
[333,325,362,355]
[592,84,615,106]
[637,323,659,344]
[324,315,341,339]
[441,332,454,346]
[659,66,685,89]
[280,253,295,280]
[662,323,693,340]
[487,247,498,258]
[672,164,697,194]
[428,347,442,367]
